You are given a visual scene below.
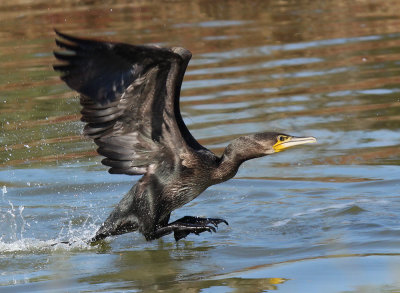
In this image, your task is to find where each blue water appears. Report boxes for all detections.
[1,0,400,292]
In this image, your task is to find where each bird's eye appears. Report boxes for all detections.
[278,135,286,142]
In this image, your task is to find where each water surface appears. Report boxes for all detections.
[1,0,400,292]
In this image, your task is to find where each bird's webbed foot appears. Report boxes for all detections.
[171,216,228,228]
[147,222,215,241]
[171,216,228,241]
[147,216,228,241]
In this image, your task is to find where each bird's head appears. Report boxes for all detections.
[253,132,317,155]
[217,132,317,181]
[224,132,317,163]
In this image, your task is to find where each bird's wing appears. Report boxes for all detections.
[53,30,203,175]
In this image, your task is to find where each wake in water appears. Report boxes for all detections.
[0,221,102,253]
[270,198,389,228]
[0,223,102,253]
[0,185,103,253]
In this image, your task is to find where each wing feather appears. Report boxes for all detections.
[53,30,197,175]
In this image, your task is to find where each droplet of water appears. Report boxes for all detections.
[2,185,7,195]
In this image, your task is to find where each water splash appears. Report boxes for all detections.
[0,221,101,253]
[1,199,27,243]
[0,191,102,253]
[52,217,100,249]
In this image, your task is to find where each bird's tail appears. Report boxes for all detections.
[90,212,139,243]
[91,185,142,243]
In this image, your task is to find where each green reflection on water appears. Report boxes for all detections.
[1,0,400,292]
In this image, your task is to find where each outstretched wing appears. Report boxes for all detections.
[53,30,203,175]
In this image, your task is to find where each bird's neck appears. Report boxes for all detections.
[213,154,242,183]
[213,137,265,182]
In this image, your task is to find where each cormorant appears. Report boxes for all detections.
[53,30,316,242]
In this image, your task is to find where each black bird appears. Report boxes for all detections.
[53,30,316,243]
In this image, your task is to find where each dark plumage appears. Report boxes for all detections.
[53,30,316,242]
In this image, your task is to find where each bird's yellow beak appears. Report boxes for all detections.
[273,136,317,153]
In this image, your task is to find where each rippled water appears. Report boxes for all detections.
[1,0,400,292]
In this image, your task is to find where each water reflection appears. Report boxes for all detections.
[1,0,400,292]
[79,247,288,292]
